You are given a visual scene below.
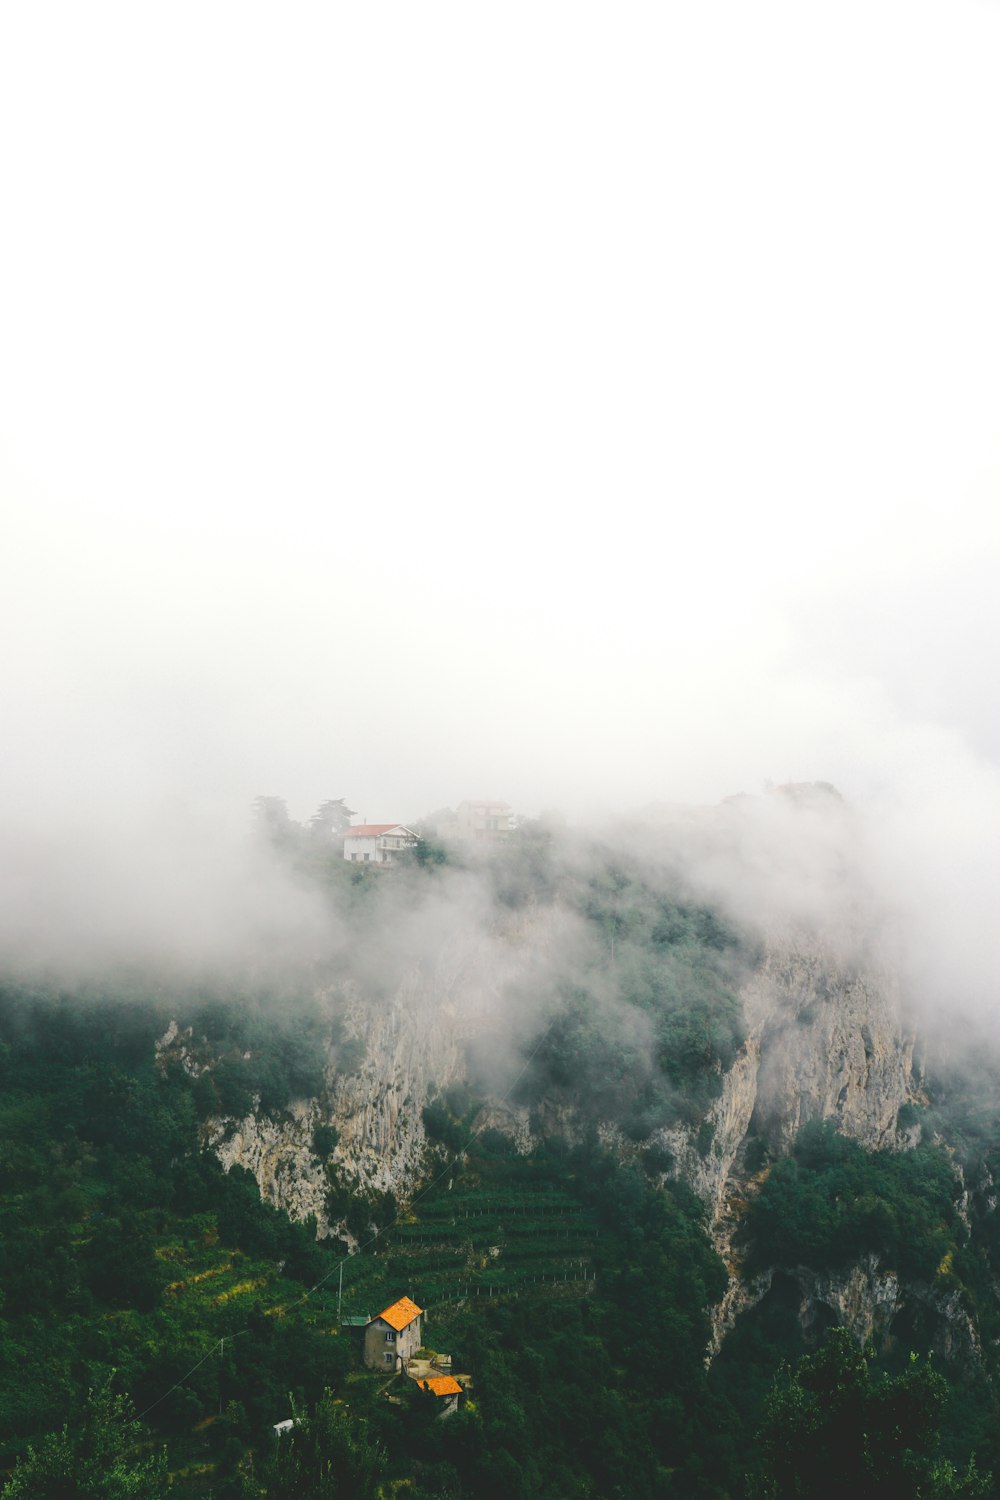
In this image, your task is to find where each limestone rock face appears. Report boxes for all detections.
[204,978,472,1238]
[652,939,913,1229]
[324,981,469,1199]
[680,938,916,1357]
[209,1100,327,1229]
[654,1032,762,1228]
[189,921,928,1358]
[744,946,913,1157]
[729,1259,982,1371]
[201,911,557,1237]
[795,1256,903,1346]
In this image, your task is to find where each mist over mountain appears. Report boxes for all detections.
[3,789,1000,1496]
[3,0,1000,1494]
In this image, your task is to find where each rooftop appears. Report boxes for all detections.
[419,1375,463,1398]
[373,1295,423,1332]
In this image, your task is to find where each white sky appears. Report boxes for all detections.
[3,0,1000,830]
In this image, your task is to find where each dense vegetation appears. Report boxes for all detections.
[491,831,749,1133]
[2,820,1000,1495]
[0,984,353,1489]
[756,1329,990,1498]
[0,974,736,1496]
[743,1120,963,1279]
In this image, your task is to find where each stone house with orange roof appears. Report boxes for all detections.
[363,1296,423,1371]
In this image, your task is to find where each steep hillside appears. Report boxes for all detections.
[2,813,999,1497]
[188,914,917,1357]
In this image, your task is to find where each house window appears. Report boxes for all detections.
[384,1352,394,1363]
[385,1332,395,1342]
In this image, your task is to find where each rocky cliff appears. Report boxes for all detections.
[678,939,917,1353]
[174,924,921,1346]
[204,979,471,1240]
[183,911,554,1240]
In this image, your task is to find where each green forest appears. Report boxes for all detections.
[2,822,1000,1496]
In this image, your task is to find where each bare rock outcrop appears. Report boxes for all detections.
[200,910,563,1234]
[204,974,472,1237]
[715,1257,982,1372]
[183,915,924,1360]
[692,939,916,1356]
[744,946,913,1157]
[209,1100,328,1228]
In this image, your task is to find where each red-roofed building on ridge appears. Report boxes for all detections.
[343,824,419,865]
[363,1296,423,1370]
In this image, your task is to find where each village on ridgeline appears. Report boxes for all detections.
[339,802,514,863]
[252,794,515,865]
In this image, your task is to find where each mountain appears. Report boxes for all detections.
[1,802,997,1496]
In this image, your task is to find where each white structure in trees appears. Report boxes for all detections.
[455,801,513,844]
[342,824,419,864]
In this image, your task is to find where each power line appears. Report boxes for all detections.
[135,1331,248,1423]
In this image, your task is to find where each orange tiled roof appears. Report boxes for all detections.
[421,1375,462,1397]
[375,1296,423,1332]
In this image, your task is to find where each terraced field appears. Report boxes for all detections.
[152,1221,342,1331]
[336,1154,599,1321]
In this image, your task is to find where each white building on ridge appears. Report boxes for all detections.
[455,801,513,843]
[343,824,419,864]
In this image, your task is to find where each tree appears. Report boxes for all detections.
[252,797,301,851]
[243,1391,385,1499]
[1,1381,167,1498]
[756,1329,991,1499]
[82,1209,159,1310]
[308,799,356,838]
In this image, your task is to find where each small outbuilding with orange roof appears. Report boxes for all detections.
[415,1373,463,1417]
[363,1296,423,1370]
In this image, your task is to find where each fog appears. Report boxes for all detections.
[2,3,1000,1034]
